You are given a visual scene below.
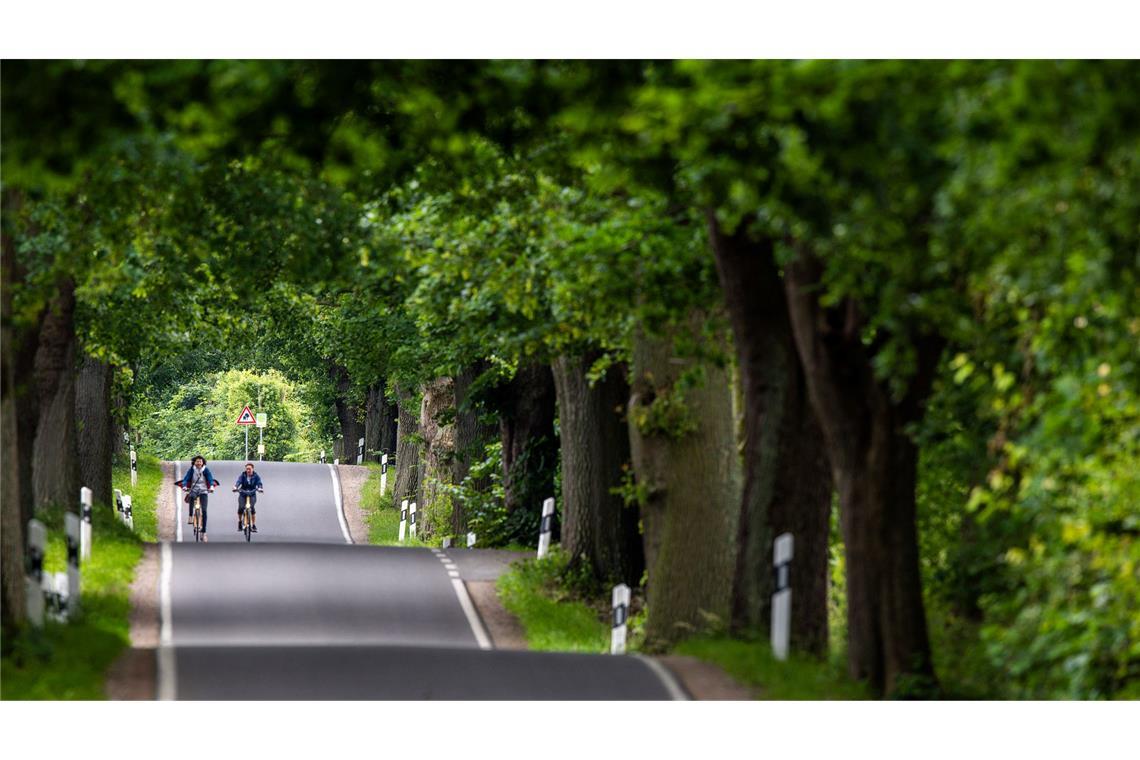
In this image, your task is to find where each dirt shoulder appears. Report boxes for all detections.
[335,463,370,544]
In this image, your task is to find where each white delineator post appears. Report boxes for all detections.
[79,487,93,561]
[25,519,47,626]
[130,445,138,487]
[320,449,326,464]
[122,495,134,531]
[442,537,452,549]
[611,583,631,655]
[409,502,418,539]
[380,453,388,495]
[398,499,408,542]
[65,512,82,618]
[536,497,555,559]
[466,532,476,548]
[771,532,794,661]
[356,437,364,465]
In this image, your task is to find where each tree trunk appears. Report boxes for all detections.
[785,251,940,696]
[627,315,742,649]
[32,279,80,510]
[708,216,832,655]
[419,376,458,539]
[393,385,423,506]
[1,232,27,630]
[496,362,558,518]
[365,383,383,462]
[75,354,113,507]
[453,363,497,485]
[553,353,644,587]
[331,364,363,464]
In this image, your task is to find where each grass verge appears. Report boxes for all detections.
[495,548,610,653]
[0,454,162,700]
[673,636,870,700]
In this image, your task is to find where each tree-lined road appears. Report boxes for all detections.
[160,460,685,699]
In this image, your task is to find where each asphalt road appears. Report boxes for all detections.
[160,460,685,700]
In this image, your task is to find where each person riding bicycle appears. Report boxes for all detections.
[180,455,220,542]
[233,462,264,533]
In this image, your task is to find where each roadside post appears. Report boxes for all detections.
[130,445,138,487]
[771,532,794,661]
[65,512,81,618]
[536,497,555,559]
[409,502,418,539]
[380,453,388,495]
[114,488,123,514]
[122,494,134,531]
[25,519,46,626]
[320,449,326,464]
[399,499,408,542]
[466,532,476,548]
[442,537,452,549]
[611,583,631,654]
[236,405,256,459]
[356,437,364,465]
[79,487,93,562]
[256,413,267,461]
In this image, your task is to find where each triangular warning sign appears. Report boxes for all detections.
[236,406,257,425]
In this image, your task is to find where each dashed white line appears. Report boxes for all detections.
[174,461,183,543]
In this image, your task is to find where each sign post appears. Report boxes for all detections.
[256,413,267,461]
[79,487,93,562]
[380,453,388,495]
[536,497,555,559]
[611,583,631,654]
[771,532,794,661]
[356,437,364,465]
[26,519,46,627]
[236,405,256,460]
[130,445,137,487]
[399,499,408,542]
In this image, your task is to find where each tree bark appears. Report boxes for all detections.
[393,385,423,506]
[492,361,559,544]
[330,364,363,464]
[708,216,832,655]
[628,315,742,649]
[32,279,80,510]
[553,353,644,587]
[75,354,113,507]
[419,376,458,538]
[785,251,940,696]
[453,362,497,488]
[1,232,27,630]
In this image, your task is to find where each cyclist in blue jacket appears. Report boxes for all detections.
[180,455,220,541]
[233,462,264,532]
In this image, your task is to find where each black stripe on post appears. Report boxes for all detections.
[612,604,628,629]
[66,539,79,567]
[775,562,790,592]
[540,514,553,534]
[27,549,44,581]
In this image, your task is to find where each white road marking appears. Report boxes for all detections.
[327,464,352,544]
[174,461,183,543]
[158,542,177,700]
[632,655,689,701]
[449,578,492,650]
[448,570,460,578]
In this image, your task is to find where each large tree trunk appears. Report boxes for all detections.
[708,216,832,655]
[1,230,27,630]
[75,354,113,507]
[453,363,497,485]
[493,362,559,544]
[393,385,423,506]
[553,353,644,587]
[32,279,80,510]
[628,315,742,649]
[785,252,940,696]
[364,383,383,462]
[419,376,458,539]
[331,364,363,464]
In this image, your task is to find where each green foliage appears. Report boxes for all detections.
[674,636,871,700]
[495,549,611,653]
[137,368,322,462]
[111,452,164,542]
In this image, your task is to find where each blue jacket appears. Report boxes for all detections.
[234,471,263,495]
[181,466,219,492]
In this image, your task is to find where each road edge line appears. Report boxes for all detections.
[632,655,690,701]
[328,463,352,544]
[450,578,493,650]
[158,542,177,701]
[174,461,182,543]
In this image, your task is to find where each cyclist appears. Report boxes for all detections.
[233,462,264,533]
[180,455,220,542]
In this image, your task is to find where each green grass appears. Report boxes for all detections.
[360,462,433,547]
[1,455,162,700]
[495,549,610,653]
[673,636,871,700]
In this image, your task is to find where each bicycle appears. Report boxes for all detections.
[192,494,204,542]
[236,487,263,542]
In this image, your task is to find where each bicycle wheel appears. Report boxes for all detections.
[194,507,201,542]
[244,503,252,542]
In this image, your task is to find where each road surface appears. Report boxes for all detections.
[160,460,685,699]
